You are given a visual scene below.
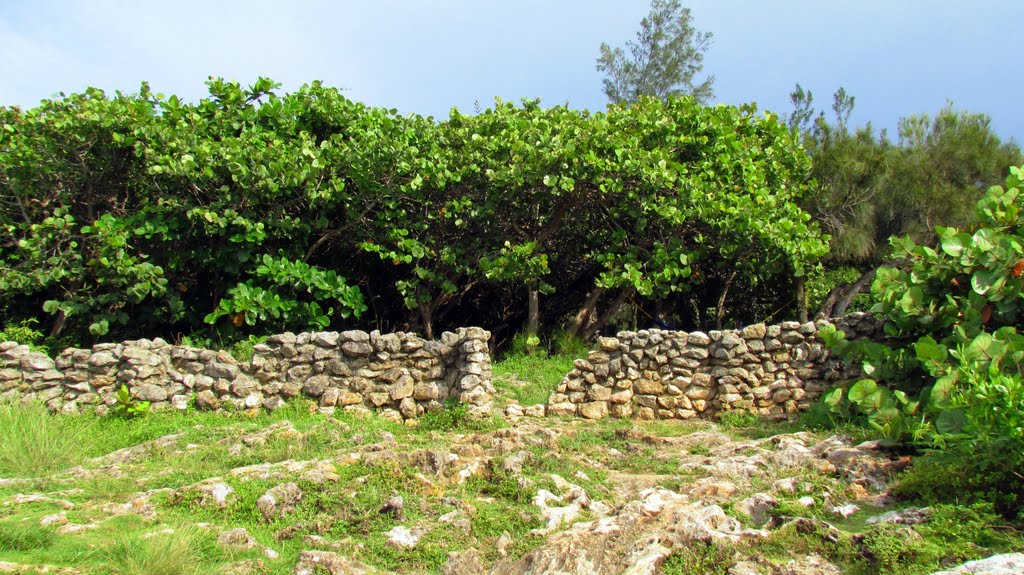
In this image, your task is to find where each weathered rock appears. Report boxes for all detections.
[491,488,766,575]
[218,527,258,549]
[928,554,1024,575]
[385,525,426,549]
[257,482,303,520]
[293,551,381,575]
[735,493,778,524]
[194,390,220,411]
[578,401,608,420]
[442,549,485,575]
[134,384,167,402]
[379,496,405,521]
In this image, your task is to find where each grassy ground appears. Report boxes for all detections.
[491,351,576,406]
[0,353,1022,574]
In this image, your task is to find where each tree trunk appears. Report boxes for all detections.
[795,274,808,323]
[815,285,846,320]
[583,287,635,341]
[49,309,67,339]
[418,302,434,340]
[568,287,605,339]
[527,285,540,338]
[715,271,738,331]
[834,268,877,317]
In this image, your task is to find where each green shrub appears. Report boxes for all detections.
[0,401,94,477]
[0,319,47,352]
[110,385,151,419]
[510,330,544,357]
[857,524,922,573]
[419,399,471,432]
[893,439,1024,519]
[658,541,732,575]
[717,410,758,428]
[920,503,1024,552]
[229,335,267,363]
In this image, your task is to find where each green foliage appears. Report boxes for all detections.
[716,410,758,428]
[857,524,922,573]
[658,541,732,575]
[596,0,714,104]
[228,334,267,363]
[805,265,871,312]
[0,401,94,477]
[111,385,151,419]
[418,399,470,432]
[894,440,1024,519]
[791,89,1020,266]
[510,330,544,357]
[0,319,47,352]
[1,79,823,347]
[205,254,366,332]
[815,167,1024,517]
[551,328,591,357]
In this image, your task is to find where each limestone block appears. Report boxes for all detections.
[609,389,633,404]
[609,402,633,418]
[301,375,331,397]
[634,379,665,395]
[578,401,608,420]
[547,402,577,417]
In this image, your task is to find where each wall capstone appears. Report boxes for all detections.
[545,313,884,420]
[0,327,493,421]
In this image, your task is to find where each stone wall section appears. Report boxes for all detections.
[0,327,493,420]
[546,313,883,420]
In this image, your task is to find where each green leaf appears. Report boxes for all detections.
[934,409,966,436]
[848,379,878,404]
[971,270,998,295]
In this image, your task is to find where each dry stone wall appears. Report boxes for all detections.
[547,313,883,420]
[0,327,493,421]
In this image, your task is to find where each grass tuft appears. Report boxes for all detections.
[101,525,215,575]
[0,401,94,477]
[0,520,56,552]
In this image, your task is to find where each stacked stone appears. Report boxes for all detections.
[0,326,495,420]
[547,314,885,421]
[0,342,62,407]
[449,327,494,418]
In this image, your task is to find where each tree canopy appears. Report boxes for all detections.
[596,0,714,105]
[0,79,823,347]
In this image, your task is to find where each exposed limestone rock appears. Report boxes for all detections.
[492,487,766,575]
[928,554,1024,575]
[257,482,303,520]
[293,551,383,575]
[385,525,427,549]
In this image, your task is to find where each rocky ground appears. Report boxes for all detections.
[0,402,1021,575]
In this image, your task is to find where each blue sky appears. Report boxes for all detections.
[1,1,1019,142]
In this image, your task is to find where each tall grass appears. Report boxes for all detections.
[102,526,215,575]
[0,401,94,477]
[0,520,56,552]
